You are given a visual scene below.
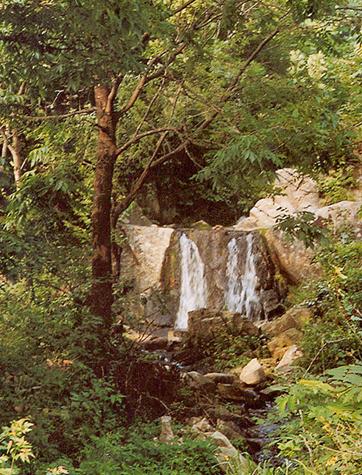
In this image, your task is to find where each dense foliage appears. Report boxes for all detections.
[0,0,361,473]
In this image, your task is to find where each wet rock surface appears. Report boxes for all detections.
[119,225,282,332]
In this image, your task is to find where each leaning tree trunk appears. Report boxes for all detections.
[89,85,117,329]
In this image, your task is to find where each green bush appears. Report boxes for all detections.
[0,281,125,464]
[190,331,270,371]
[318,166,356,205]
[265,364,362,474]
[72,425,220,475]
[0,418,34,474]
[288,238,362,372]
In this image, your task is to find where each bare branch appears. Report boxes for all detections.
[114,127,177,158]
[152,26,281,168]
[118,43,186,117]
[106,76,123,114]
[132,77,166,138]
[112,131,169,226]
[171,0,198,15]
[112,85,182,225]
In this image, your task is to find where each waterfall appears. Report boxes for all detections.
[225,234,260,320]
[175,234,208,330]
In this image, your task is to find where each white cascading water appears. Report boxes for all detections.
[225,234,260,320]
[175,234,208,330]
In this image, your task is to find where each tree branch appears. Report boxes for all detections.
[171,0,198,15]
[153,26,281,168]
[111,24,282,226]
[106,76,123,114]
[118,43,186,117]
[112,131,169,226]
[20,108,96,122]
[132,77,166,139]
[114,127,178,158]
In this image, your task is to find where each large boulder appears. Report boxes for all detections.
[204,373,236,384]
[275,168,320,210]
[264,228,320,284]
[182,371,216,392]
[268,328,303,359]
[217,383,260,405]
[316,200,361,231]
[261,306,311,337]
[235,168,320,232]
[234,168,361,283]
[216,420,244,441]
[275,345,303,372]
[188,309,260,342]
[239,358,266,386]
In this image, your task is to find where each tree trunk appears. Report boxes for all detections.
[12,130,22,188]
[88,85,117,329]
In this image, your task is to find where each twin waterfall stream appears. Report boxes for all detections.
[175,233,259,330]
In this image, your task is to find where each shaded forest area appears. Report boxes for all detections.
[0,1,361,474]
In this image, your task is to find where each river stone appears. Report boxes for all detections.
[239,358,266,386]
[210,431,238,450]
[261,306,311,337]
[188,310,262,343]
[204,373,236,384]
[194,430,248,474]
[188,309,234,341]
[142,336,169,351]
[217,383,261,405]
[217,383,245,402]
[191,417,214,433]
[159,416,174,443]
[232,318,260,336]
[182,371,216,392]
[216,420,243,440]
[275,345,303,372]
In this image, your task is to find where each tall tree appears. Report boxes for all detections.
[0,0,353,330]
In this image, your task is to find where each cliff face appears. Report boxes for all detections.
[120,225,282,331]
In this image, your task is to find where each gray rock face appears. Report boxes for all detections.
[235,167,362,283]
[119,225,282,332]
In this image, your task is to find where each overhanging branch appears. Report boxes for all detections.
[112,25,282,227]
[114,127,178,158]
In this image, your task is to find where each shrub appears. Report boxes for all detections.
[288,238,362,372]
[266,364,362,474]
[318,166,356,205]
[0,418,34,474]
[191,331,270,371]
[76,425,221,475]
[0,281,125,464]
